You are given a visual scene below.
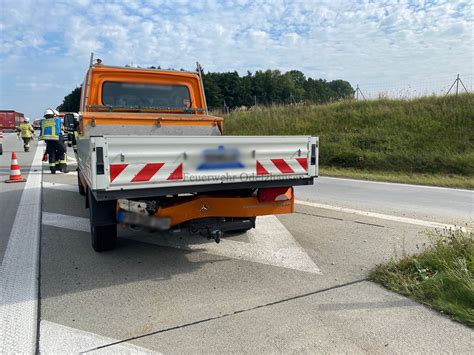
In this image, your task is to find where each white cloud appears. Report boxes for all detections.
[0,0,472,117]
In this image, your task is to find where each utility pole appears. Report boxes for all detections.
[446,74,469,96]
[254,95,257,107]
[354,84,366,101]
[456,74,459,96]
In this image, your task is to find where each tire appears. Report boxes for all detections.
[91,224,117,252]
[0,143,3,155]
[77,172,86,196]
[88,188,117,252]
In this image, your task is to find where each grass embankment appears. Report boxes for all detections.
[224,94,474,188]
[371,230,474,326]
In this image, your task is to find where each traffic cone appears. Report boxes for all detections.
[5,152,26,183]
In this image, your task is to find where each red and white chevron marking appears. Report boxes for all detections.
[109,162,183,184]
[256,158,308,175]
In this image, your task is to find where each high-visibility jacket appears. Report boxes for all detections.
[18,123,34,138]
[40,117,62,140]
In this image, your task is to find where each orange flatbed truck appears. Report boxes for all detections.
[65,55,318,252]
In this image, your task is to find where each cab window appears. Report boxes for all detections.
[102,81,191,109]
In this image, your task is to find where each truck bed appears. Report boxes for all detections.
[78,135,318,200]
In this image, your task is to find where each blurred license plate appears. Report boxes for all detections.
[198,145,244,170]
[119,211,171,230]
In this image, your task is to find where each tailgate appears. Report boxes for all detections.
[88,135,318,191]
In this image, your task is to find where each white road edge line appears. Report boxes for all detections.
[0,141,44,354]
[295,199,468,231]
[318,176,473,192]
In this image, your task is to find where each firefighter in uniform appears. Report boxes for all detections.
[17,117,35,152]
[40,108,67,174]
[66,113,80,158]
[54,110,69,163]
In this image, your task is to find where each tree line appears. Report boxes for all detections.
[57,69,354,112]
[202,70,354,110]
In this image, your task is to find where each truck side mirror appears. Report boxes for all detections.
[64,113,77,132]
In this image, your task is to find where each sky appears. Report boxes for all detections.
[0,0,472,118]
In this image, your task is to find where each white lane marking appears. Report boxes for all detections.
[295,200,468,231]
[0,141,44,354]
[40,320,159,354]
[42,212,89,232]
[319,176,473,193]
[41,212,321,274]
[42,181,77,193]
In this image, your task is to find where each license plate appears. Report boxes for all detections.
[197,145,244,170]
[118,210,171,230]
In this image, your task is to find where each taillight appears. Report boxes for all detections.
[257,187,293,202]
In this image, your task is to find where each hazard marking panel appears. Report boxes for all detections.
[256,158,307,176]
[110,163,184,184]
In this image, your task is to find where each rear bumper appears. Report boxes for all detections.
[154,190,294,226]
[92,176,314,201]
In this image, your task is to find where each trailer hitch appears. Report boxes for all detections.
[208,229,222,244]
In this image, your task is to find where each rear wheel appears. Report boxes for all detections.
[88,188,117,252]
[91,224,117,252]
[0,143,3,155]
[77,172,86,196]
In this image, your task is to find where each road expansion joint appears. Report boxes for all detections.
[80,278,368,353]
[295,211,386,228]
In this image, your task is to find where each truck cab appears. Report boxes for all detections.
[69,58,318,252]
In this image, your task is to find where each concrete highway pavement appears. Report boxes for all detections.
[296,176,473,226]
[1,137,472,353]
[38,172,471,353]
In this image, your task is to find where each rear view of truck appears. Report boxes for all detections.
[0,110,24,132]
[67,57,318,252]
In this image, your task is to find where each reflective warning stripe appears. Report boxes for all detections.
[110,163,184,184]
[131,163,164,182]
[110,164,128,183]
[256,158,308,175]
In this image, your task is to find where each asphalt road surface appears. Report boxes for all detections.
[1,136,472,353]
[296,177,473,226]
